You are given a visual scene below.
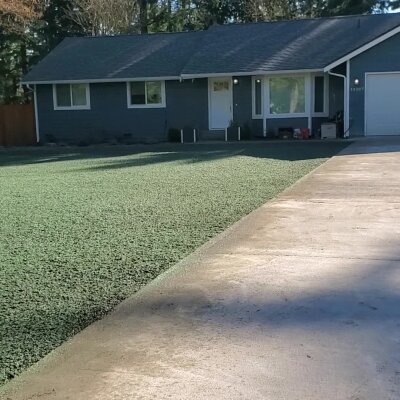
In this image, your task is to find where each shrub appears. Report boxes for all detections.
[168,128,181,143]
[241,123,252,141]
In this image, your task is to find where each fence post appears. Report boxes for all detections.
[238,126,241,141]
[225,128,228,142]
[180,129,184,144]
[193,129,196,143]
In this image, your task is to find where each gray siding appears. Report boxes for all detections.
[329,75,344,118]
[37,79,209,144]
[349,32,400,136]
[233,76,252,125]
[166,79,208,131]
[33,75,341,143]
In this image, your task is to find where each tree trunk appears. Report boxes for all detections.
[139,0,148,33]
[167,0,172,31]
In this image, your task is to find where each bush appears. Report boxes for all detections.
[168,128,181,143]
[241,123,252,141]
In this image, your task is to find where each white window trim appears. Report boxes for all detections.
[311,73,329,117]
[265,74,310,119]
[127,81,166,109]
[53,83,91,110]
[252,77,264,119]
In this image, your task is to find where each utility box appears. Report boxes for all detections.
[321,123,337,139]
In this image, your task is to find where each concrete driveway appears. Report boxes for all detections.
[2,138,400,400]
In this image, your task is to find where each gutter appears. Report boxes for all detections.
[25,83,40,143]
[327,68,350,138]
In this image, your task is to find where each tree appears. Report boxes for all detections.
[243,0,297,21]
[0,0,40,33]
[0,0,43,104]
[37,0,84,54]
[67,0,139,35]
[241,0,400,21]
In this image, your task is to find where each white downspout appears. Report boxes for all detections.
[262,77,267,137]
[26,84,40,143]
[328,68,350,138]
[345,60,350,138]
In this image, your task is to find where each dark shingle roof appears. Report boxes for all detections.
[23,13,400,83]
[24,31,202,82]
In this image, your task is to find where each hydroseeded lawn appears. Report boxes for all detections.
[0,141,347,384]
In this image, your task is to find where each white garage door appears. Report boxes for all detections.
[365,73,400,136]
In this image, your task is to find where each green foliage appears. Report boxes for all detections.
[36,0,84,55]
[0,142,348,384]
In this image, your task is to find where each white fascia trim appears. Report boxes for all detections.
[323,25,400,72]
[24,71,325,85]
[24,76,180,85]
[181,69,323,80]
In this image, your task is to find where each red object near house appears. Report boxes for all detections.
[301,128,310,140]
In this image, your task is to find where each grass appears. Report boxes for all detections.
[0,141,348,384]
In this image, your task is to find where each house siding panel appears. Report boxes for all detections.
[233,76,252,126]
[166,79,208,131]
[349,32,400,136]
[329,75,344,118]
[37,80,209,143]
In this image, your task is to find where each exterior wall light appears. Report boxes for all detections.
[354,78,360,86]
[233,78,239,85]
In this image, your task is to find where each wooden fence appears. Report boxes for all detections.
[0,104,36,147]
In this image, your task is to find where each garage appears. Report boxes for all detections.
[365,73,400,136]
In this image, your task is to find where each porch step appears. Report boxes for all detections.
[198,130,225,141]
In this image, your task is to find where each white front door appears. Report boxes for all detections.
[209,77,232,130]
[365,73,400,136]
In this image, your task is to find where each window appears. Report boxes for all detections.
[313,75,328,115]
[269,76,305,115]
[213,81,229,91]
[253,78,263,117]
[127,81,165,108]
[53,84,90,110]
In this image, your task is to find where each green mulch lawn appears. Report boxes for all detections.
[0,141,348,384]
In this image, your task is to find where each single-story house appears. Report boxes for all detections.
[23,13,400,144]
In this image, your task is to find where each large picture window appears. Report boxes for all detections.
[269,76,305,115]
[53,84,90,110]
[127,81,165,108]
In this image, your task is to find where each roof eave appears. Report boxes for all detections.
[181,69,323,79]
[21,76,182,85]
[324,24,400,72]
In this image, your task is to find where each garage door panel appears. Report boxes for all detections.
[366,73,400,136]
